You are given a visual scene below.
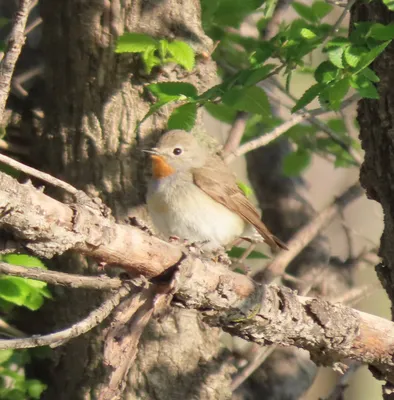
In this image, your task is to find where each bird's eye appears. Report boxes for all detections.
[173,148,182,155]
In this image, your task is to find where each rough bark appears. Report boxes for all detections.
[26,0,229,398]
[351,1,394,398]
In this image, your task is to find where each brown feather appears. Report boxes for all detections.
[192,155,288,251]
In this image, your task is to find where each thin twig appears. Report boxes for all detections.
[222,111,248,157]
[224,110,319,163]
[0,262,122,290]
[255,182,363,282]
[322,362,361,400]
[0,284,132,350]
[231,345,277,391]
[0,0,34,125]
[0,153,79,195]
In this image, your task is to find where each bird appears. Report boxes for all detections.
[145,130,287,252]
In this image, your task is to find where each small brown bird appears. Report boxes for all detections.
[146,130,287,252]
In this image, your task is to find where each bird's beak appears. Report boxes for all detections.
[142,147,160,155]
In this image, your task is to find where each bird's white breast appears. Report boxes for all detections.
[147,175,245,249]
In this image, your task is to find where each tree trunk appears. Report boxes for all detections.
[351,1,394,398]
[26,1,232,398]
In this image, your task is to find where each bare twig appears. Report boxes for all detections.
[256,182,363,282]
[231,345,277,391]
[222,111,248,157]
[0,0,34,124]
[322,362,361,400]
[0,262,122,290]
[0,153,79,195]
[100,287,157,400]
[0,284,132,350]
[224,109,323,163]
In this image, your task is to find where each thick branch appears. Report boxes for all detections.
[175,258,394,383]
[0,172,182,278]
[0,168,393,380]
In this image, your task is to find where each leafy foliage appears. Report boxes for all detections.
[115,33,195,73]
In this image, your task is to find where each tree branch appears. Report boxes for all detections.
[0,0,34,124]
[0,262,122,290]
[0,284,132,349]
[0,161,393,382]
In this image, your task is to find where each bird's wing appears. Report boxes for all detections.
[192,155,288,251]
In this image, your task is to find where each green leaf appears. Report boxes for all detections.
[242,64,277,86]
[344,45,365,67]
[354,41,390,73]
[158,39,169,59]
[292,83,324,112]
[327,78,350,110]
[314,61,338,83]
[227,246,269,259]
[250,43,275,65]
[167,41,195,71]
[292,2,317,23]
[327,46,345,68]
[222,86,271,116]
[0,349,13,364]
[383,0,394,11]
[237,181,253,197]
[285,124,318,142]
[311,1,333,19]
[115,33,158,53]
[282,149,312,176]
[142,47,161,74]
[167,103,197,131]
[327,118,347,135]
[204,102,237,123]
[368,23,394,40]
[300,28,317,39]
[350,75,379,99]
[361,67,380,82]
[147,82,198,101]
[2,254,46,269]
[0,279,24,306]
[26,379,47,399]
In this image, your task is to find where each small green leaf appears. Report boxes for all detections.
[282,149,312,176]
[314,61,339,83]
[204,103,237,123]
[222,86,271,116]
[344,45,365,67]
[383,0,394,11]
[227,246,268,259]
[311,1,333,19]
[2,254,46,269]
[26,379,47,399]
[237,181,253,197]
[350,75,379,99]
[327,78,350,110]
[250,43,275,65]
[158,39,169,59]
[167,103,197,131]
[361,67,380,82]
[147,82,198,101]
[115,33,158,53]
[354,41,390,73]
[0,349,13,364]
[242,64,277,86]
[300,28,317,39]
[327,118,347,134]
[292,83,324,112]
[0,279,24,306]
[368,23,394,40]
[327,46,345,68]
[167,40,195,71]
[292,2,317,23]
[142,47,161,74]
